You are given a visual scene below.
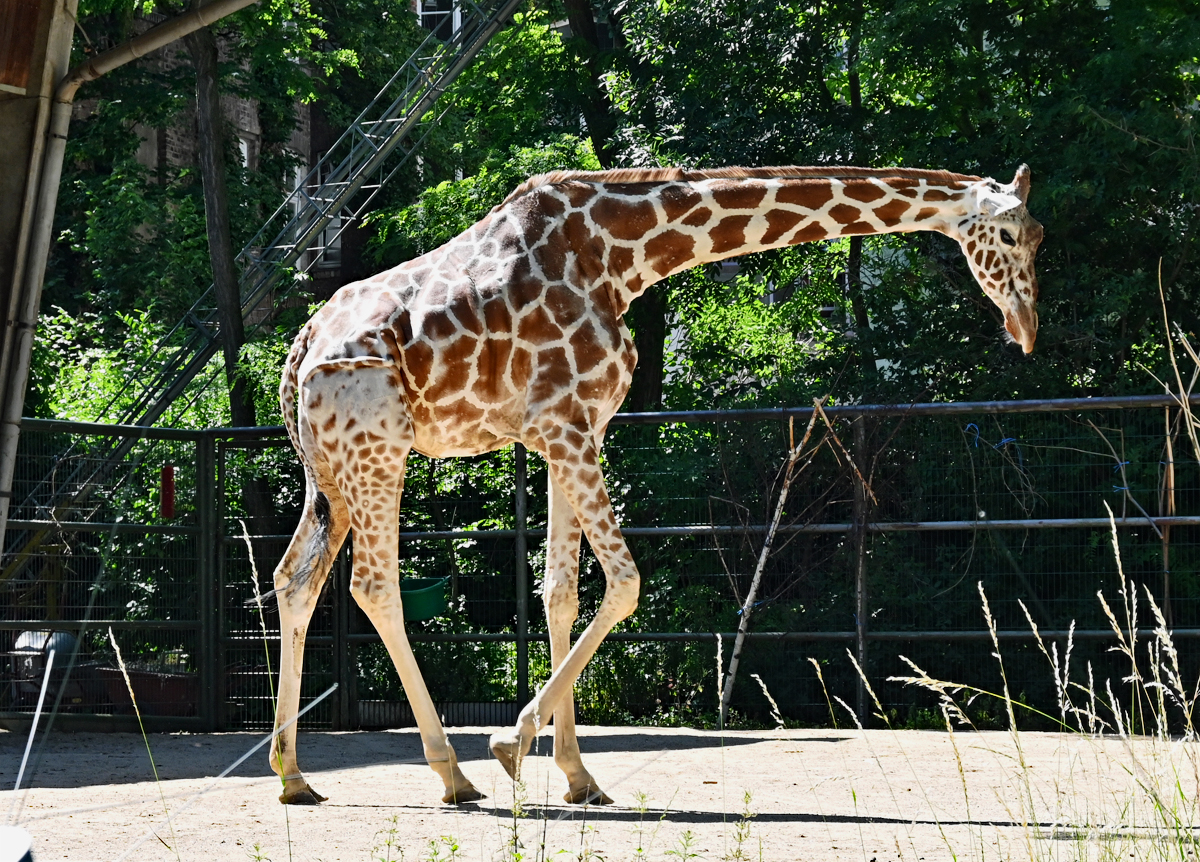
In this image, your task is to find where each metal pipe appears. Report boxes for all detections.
[8,519,200,536]
[611,393,1199,425]
[58,0,262,105]
[20,417,208,440]
[305,628,1200,645]
[196,435,217,730]
[513,443,529,705]
[0,0,261,549]
[0,620,201,630]
[852,416,868,722]
[203,392,1198,440]
[226,515,1200,547]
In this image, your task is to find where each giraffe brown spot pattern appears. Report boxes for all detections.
[644,229,696,276]
[710,215,753,254]
[711,183,768,210]
[776,182,835,209]
[590,196,658,241]
[843,181,888,203]
[659,184,703,221]
[761,209,807,244]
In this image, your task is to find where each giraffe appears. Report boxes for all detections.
[267,165,1042,806]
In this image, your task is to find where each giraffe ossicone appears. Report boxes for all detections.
[267,164,1042,806]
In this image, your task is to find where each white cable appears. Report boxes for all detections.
[8,648,55,823]
[113,682,337,862]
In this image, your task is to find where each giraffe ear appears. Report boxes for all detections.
[979,187,1023,217]
[1012,164,1031,205]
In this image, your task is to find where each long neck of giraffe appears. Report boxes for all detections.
[609,173,976,312]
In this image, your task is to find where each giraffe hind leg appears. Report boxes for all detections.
[270,478,349,805]
[309,364,483,804]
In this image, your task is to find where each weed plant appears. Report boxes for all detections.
[872,508,1200,860]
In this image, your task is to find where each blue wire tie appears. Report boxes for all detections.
[965,423,981,447]
[1114,461,1130,472]
[1113,486,1129,492]
[994,437,1016,449]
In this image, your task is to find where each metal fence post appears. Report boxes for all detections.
[853,416,868,724]
[514,443,529,706]
[214,439,228,730]
[196,432,218,730]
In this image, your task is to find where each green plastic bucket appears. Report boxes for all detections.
[400,577,449,621]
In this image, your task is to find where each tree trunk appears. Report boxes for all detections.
[187,21,274,535]
[624,284,667,412]
[562,1,668,409]
[187,24,256,429]
[845,234,876,381]
[844,7,876,384]
[563,0,616,169]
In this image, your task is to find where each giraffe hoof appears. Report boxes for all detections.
[489,730,525,780]
[564,784,614,805]
[279,783,327,805]
[442,784,486,805]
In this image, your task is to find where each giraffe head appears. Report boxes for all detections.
[956,165,1043,353]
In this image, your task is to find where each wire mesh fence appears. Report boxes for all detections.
[1,395,1198,733]
[0,419,212,727]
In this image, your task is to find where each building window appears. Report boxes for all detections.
[419,0,461,41]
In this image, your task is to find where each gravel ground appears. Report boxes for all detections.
[0,724,1192,861]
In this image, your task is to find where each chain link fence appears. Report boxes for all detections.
[2,394,1197,732]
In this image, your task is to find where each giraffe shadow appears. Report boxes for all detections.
[0,729,848,788]
[449,730,835,763]
[332,801,1055,831]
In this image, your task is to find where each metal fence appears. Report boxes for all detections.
[2,393,1199,733]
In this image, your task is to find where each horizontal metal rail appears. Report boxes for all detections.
[0,620,200,630]
[612,392,1198,424]
[224,515,1200,548]
[20,417,206,441]
[206,392,1200,444]
[224,628,1200,645]
[8,519,198,535]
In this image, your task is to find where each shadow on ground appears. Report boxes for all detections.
[0,728,849,788]
[333,801,1057,830]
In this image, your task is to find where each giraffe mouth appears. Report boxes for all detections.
[1005,306,1038,354]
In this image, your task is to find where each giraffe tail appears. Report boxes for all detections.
[269,322,341,601]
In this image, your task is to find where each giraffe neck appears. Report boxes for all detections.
[591,172,978,312]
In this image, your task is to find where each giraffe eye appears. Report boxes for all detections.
[999,228,1017,247]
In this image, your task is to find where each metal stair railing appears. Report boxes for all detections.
[3,0,523,569]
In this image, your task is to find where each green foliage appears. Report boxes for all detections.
[366,134,601,266]
[29,0,1200,730]
[434,5,594,171]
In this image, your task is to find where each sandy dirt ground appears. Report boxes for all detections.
[0,724,1192,861]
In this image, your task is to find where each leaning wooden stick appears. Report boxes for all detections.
[718,398,825,725]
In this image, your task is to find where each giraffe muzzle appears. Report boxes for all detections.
[1005,306,1038,354]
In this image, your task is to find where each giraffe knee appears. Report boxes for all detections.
[605,572,640,620]
[348,573,398,612]
[543,576,579,629]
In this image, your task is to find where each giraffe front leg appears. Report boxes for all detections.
[270,485,347,805]
[490,433,638,801]
[543,472,612,805]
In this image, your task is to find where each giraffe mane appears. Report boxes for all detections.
[500,165,985,207]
